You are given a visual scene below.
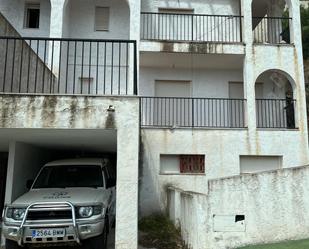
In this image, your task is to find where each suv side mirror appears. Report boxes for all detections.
[26,179,34,189]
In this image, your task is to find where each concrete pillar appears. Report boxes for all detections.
[49,0,66,38]
[48,0,66,77]
[241,0,256,132]
[128,0,141,94]
[290,0,309,135]
[3,141,16,206]
[115,115,139,249]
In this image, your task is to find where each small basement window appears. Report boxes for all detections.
[160,155,205,174]
[240,156,282,174]
[95,7,110,31]
[24,3,40,29]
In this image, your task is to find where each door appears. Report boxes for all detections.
[228,82,263,127]
[158,8,194,41]
[0,153,8,218]
[154,80,191,127]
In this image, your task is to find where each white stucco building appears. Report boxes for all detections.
[0,0,308,248]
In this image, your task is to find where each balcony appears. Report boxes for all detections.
[141,12,243,43]
[256,98,296,129]
[140,12,244,54]
[0,37,137,95]
[252,16,292,44]
[140,97,296,129]
[141,97,246,128]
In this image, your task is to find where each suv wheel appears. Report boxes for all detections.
[5,240,24,249]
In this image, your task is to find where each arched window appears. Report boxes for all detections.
[251,0,292,44]
[255,69,296,129]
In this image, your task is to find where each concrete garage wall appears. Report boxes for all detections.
[140,128,309,216]
[5,142,51,203]
[0,95,140,249]
[168,166,309,249]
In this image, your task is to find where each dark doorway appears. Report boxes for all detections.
[0,152,8,219]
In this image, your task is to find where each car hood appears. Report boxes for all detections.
[11,188,108,207]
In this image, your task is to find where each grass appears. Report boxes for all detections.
[139,214,187,249]
[237,239,309,249]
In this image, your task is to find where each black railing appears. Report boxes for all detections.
[256,99,296,129]
[252,16,291,44]
[141,12,243,43]
[141,97,246,128]
[0,37,137,95]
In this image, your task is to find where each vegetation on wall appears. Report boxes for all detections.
[139,214,188,249]
[301,5,309,59]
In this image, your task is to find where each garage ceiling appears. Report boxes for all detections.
[0,129,117,152]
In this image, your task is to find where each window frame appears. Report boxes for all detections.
[95,6,110,32]
[160,154,206,175]
[24,3,41,29]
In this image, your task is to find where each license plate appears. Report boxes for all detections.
[31,228,65,238]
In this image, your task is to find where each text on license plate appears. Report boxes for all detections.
[32,228,65,238]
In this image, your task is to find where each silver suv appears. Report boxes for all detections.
[2,158,116,249]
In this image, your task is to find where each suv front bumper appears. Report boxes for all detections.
[2,202,105,245]
[2,219,105,244]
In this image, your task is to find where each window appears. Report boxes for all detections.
[240,156,282,174]
[160,155,205,174]
[24,3,40,29]
[33,165,104,188]
[95,7,110,31]
[179,155,205,173]
[154,80,192,127]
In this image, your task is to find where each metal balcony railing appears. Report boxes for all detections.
[252,16,292,44]
[0,37,137,95]
[256,99,296,129]
[141,97,247,128]
[141,12,243,43]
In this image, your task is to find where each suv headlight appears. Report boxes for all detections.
[78,207,93,218]
[76,205,103,218]
[6,208,26,220]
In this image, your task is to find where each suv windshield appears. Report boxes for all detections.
[33,165,104,189]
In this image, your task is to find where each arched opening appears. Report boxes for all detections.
[255,69,296,129]
[251,0,292,44]
[62,0,130,39]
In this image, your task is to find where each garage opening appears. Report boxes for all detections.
[1,129,117,249]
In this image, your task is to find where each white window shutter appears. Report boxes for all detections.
[95,7,110,31]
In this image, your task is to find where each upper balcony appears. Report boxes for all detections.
[140,0,295,54]
[0,37,137,96]
[140,12,245,55]
[251,0,293,46]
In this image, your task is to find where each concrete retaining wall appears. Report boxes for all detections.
[167,166,309,249]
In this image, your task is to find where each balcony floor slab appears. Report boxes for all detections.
[140,41,245,55]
